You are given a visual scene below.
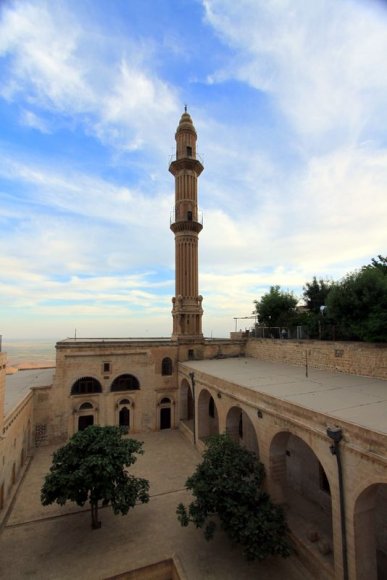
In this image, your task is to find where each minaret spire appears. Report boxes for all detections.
[169,110,204,341]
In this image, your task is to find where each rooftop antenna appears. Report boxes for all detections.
[74,328,77,340]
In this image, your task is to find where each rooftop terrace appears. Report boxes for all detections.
[182,357,387,436]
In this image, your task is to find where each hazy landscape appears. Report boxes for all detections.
[2,339,56,372]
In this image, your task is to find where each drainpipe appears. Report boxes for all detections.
[189,372,196,445]
[327,426,348,580]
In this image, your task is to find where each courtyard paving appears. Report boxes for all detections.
[0,430,314,580]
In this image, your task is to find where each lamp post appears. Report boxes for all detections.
[327,426,348,580]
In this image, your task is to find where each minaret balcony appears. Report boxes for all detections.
[168,154,204,176]
[170,208,203,234]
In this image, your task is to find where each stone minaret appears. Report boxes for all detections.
[170,109,204,341]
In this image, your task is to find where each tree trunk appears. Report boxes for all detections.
[91,501,101,529]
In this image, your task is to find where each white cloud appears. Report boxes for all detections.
[0,1,180,154]
[20,109,51,133]
[203,0,387,145]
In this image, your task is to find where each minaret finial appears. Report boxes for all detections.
[184,104,187,113]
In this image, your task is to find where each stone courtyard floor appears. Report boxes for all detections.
[0,430,314,580]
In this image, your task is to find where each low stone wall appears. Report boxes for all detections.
[245,338,387,380]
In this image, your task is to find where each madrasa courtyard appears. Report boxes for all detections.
[0,430,313,580]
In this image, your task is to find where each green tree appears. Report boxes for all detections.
[368,254,387,275]
[253,285,298,328]
[303,276,332,314]
[177,434,291,561]
[302,277,333,339]
[41,426,150,529]
[326,262,387,342]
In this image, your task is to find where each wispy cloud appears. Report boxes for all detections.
[203,0,387,145]
[0,0,180,154]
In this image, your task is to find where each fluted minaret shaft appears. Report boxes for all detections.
[170,110,204,340]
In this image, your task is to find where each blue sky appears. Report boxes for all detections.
[1,0,387,340]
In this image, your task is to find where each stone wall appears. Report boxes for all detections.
[0,391,33,514]
[180,362,387,580]
[52,340,181,441]
[245,339,387,380]
[0,352,5,433]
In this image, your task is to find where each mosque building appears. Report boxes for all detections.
[0,111,386,580]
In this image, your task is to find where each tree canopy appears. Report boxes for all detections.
[41,426,150,528]
[326,261,387,342]
[177,434,291,561]
[302,276,332,314]
[253,285,298,328]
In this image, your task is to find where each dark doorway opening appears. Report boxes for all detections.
[119,407,130,433]
[78,415,94,431]
[160,407,171,430]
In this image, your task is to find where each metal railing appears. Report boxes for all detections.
[168,151,204,166]
[170,208,203,226]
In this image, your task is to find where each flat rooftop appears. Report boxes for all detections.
[5,368,55,416]
[56,337,231,346]
[57,337,173,345]
[182,357,387,435]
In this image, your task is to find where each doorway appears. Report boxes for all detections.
[119,406,130,433]
[160,407,171,430]
[78,415,94,431]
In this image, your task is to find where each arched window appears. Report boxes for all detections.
[71,377,102,395]
[79,402,93,410]
[160,397,171,404]
[119,398,130,405]
[161,357,173,376]
[111,374,140,392]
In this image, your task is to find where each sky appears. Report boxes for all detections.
[1,0,387,340]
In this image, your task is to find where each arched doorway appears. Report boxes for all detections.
[116,398,132,433]
[77,401,95,431]
[354,483,387,579]
[270,432,334,568]
[160,397,172,430]
[119,406,130,433]
[198,389,219,440]
[78,414,94,431]
[226,406,259,456]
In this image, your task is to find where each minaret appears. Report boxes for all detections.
[170,108,204,341]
